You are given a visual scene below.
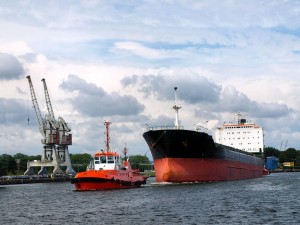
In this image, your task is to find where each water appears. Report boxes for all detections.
[0,173,299,225]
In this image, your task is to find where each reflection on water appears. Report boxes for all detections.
[0,173,299,224]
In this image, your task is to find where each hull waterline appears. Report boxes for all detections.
[72,177,145,191]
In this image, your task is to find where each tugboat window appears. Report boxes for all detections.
[94,157,100,164]
[100,156,106,163]
[108,156,114,164]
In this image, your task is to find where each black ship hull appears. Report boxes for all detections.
[143,129,264,182]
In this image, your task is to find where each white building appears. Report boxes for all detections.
[215,114,264,153]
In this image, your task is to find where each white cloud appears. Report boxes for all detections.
[112,42,170,59]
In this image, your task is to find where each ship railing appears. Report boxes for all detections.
[146,125,184,131]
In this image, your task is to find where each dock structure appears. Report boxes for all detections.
[24,76,75,177]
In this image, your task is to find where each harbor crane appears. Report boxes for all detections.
[41,78,75,175]
[24,76,75,177]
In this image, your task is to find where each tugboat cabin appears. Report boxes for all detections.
[93,151,121,170]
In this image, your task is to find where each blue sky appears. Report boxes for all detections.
[1,0,300,158]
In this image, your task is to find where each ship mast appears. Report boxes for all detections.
[173,87,182,129]
[104,120,111,152]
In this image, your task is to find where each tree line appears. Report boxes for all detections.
[0,153,151,176]
[264,147,300,167]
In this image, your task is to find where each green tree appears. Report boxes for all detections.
[264,147,280,158]
[0,160,3,176]
[295,154,300,167]
[0,154,16,175]
[70,153,92,172]
[279,148,298,163]
[128,155,150,171]
[13,153,29,174]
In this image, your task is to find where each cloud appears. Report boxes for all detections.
[121,74,221,104]
[0,53,25,80]
[60,74,106,96]
[202,86,291,119]
[252,102,291,118]
[0,98,28,124]
[144,114,174,128]
[60,74,144,117]
[20,53,38,63]
[215,86,252,112]
[112,41,176,59]
[16,87,26,95]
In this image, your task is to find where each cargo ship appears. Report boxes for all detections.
[72,121,147,190]
[142,87,264,182]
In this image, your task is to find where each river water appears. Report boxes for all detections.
[0,172,299,225]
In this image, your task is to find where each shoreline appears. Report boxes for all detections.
[0,176,72,185]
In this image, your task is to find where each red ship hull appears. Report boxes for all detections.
[154,158,263,182]
[73,178,143,191]
[72,169,147,191]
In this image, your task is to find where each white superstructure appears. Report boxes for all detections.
[215,113,264,153]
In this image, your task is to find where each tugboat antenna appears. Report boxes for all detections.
[104,120,111,152]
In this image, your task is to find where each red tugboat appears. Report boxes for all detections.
[72,121,147,191]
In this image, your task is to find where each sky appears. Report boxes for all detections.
[1,0,300,159]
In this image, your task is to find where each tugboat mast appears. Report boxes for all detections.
[173,87,181,129]
[123,143,128,160]
[104,120,111,152]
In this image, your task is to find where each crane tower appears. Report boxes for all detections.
[24,76,75,177]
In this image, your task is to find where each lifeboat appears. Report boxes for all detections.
[71,121,148,191]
